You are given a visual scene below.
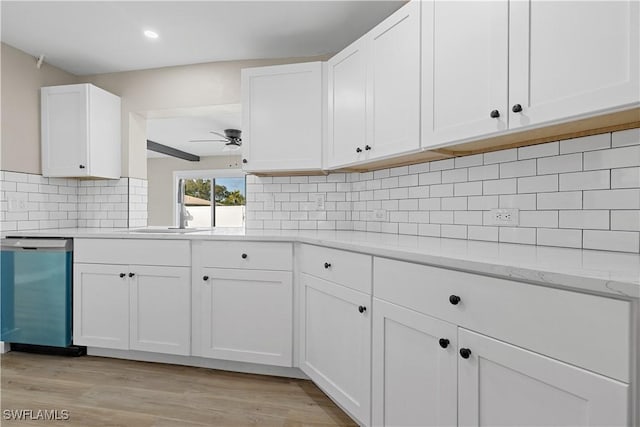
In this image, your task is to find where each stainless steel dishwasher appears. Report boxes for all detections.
[1,238,84,355]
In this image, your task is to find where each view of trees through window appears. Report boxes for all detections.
[184,178,246,206]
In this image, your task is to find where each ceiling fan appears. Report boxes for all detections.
[189,129,242,150]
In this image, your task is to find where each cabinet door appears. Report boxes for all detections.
[73,263,129,349]
[372,299,457,427]
[299,274,371,426]
[422,0,508,148]
[509,0,640,129]
[458,328,629,427]
[41,84,89,177]
[129,266,191,356]
[327,37,369,168]
[198,268,292,366]
[242,62,323,172]
[368,0,421,159]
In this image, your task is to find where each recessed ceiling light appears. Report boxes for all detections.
[144,30,159,39]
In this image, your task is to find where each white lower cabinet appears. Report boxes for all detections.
[372,298,457,427]
[458,328,629,427]
[73,263,190,355]
[196,268,293,366]
[299,273,371,426]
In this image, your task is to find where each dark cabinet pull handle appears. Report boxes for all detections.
[79,165,86,169]
[449,295,461,305]
[439,338,450,349]
[512,104,523,113]
[365,145,371,151]
[358,305,367,314]
[324,262,331,269]
[242,159,248,164]
[128,272,135,278]
[490,110,500,118]
[241,253,248,259]
[356,147,362,153]
[119,273,126,278]
[459,348,472,359]
[202,275,209,281]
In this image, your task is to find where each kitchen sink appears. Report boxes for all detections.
[129,227,208,234]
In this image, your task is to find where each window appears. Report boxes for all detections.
[173,170,246,228]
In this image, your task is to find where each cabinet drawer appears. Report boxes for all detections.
[74,238,190,266]
[374,257,631,382]
[298,244,372,294]
[197,241,292,271]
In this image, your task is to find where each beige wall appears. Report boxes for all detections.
[146,155,242,226]
[1,43,77,174]
[1,40,328,177]
[79,55,329,179]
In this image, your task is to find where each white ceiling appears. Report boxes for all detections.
[1,1,404,76]
[146,104,242,159]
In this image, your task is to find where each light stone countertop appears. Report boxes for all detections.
[4,227,639,299]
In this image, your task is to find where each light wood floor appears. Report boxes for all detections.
[0,352,357,427]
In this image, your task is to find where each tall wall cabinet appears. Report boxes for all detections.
[41,83,121,179]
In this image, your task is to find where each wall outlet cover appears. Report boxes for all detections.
[490,208,519,226]
[373,209,387,221]
[315,194,325,210]
[7,197,27,212]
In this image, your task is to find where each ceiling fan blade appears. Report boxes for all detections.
[188,139,228,142]
[209,131,229,139]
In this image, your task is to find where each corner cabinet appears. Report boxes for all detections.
[191,241,294,367]
[241,62,325,173]
[422,0,640,148]
[328,0,421,169]
[41,83,121,179]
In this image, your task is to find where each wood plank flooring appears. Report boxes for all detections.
[0,352,357,427]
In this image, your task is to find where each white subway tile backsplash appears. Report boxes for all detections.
[611,210,640,231]
[559,170,610,191]
[583,230,640,253]
[500,159,536,178]
[584,189,640,209]
[243,129,640,252]
[537,228,582,248]
[611,167,640,189]
[518,141,559,159]
[583,145,640,170]
[612,128,640,148]
[518,175,558,193]
[537,192,582,210]
[537,153,582,175]
[559,210,609,230]
[560,134,610,154]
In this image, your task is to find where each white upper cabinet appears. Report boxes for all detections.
[328,0,421,168]
[422,0,509,148]
[367,0,421,159]
[509,0,640,128]
[241,62,325,173]
[422,0,639,149]
[327,37,369,168]
[41,83,121,179]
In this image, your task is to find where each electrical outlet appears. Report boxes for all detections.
[7,197,27,212]
[315,194,325,210]
[490,208,519,226]
[373,209,387,221]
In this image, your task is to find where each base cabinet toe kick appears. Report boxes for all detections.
[70,238,639,427]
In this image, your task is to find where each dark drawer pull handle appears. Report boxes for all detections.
[202,275,209,281]
[439,338,450,349]
[324,262,331,269]
[128,272,135,278]
[356,147,362,153]
[365,145,371,151]
[241,253,248,259]
[459,348,472,359]
[358,305,367,314]
[119,273,126,278]
[490,109,500,118]
[512,104,523,113]
[449,295,461,305]
[79,165,86,169]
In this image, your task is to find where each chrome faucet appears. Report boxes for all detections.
[177,179,189,229]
